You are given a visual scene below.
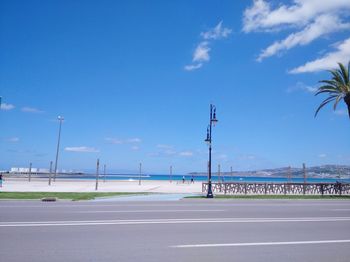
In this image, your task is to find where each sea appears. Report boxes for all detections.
[59,174,350,183]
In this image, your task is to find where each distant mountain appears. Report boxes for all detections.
[189,165,350,179]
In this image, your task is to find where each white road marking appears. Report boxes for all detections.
[1,217,350,227]
[1,203,349,208]
[172,239,350,248]
[328,209,350,211]
[73,209,225,213]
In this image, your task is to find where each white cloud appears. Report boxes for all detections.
[257,14,350,61]
[318,153,327,158]
[6,137,19,143]
[184,63,203,71]
[243,0,350,62]
[179,151,194,157]
[289,37,350,73]
[287,81,317,93]
[65,146,99,153]
[243,0,350,33]
[185,21,231,71]
[21,107,44,113]
[201,21,232,40]
[193,41,211,62]
[1,103,15,110]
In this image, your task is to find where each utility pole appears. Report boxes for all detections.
[54,116,64,182]
[218,164,221,184]
[95,159,100,191]
[28,162,32,182]
[139,162,142,185]
[48,161,53,185]
[103,164,106,183]
[230,166,233,181]
[303,163,307,184]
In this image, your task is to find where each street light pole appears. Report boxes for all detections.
[54,116,64,182]
[139,162,142,185]
[205,104,218,198]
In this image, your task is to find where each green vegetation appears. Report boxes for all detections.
[187,195,350,200]
[0,192,144,201]
[315,61,350,118]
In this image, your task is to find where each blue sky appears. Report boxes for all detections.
[1,0,349,174]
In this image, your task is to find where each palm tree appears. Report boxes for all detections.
[315,62,350,119]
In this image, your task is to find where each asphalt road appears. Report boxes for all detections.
[1,199,350,262]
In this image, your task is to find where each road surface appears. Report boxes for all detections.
[0,199,349,262]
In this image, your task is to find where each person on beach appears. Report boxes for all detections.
[0,174,2,187]
[182,176,185,183]
[191,175,194,184]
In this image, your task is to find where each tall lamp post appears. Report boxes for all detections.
[54,116,64,182]
[204,104,218,198]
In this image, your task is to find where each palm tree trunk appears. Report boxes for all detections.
[344,93,350,119]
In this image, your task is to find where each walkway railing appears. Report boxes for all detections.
[202,182,350,195]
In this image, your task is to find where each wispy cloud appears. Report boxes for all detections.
[185,21,231,71]
[179,151,194,157]
[131,146,140,151]
[201,21,232,40]
[0,103,15,111]
[65,146,99,153]
[21,107,44,113]
[243,0,350,63]
[289,37,350,73]
[105,137,141,144]
[257,15,350,61]
[156,144,173,149]
[5,137,19,143]
[287,82,317,93]
[127,138,141,143]
[318,153,327,158]
[334,109,348,116]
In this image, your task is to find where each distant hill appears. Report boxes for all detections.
[189,165,350,179]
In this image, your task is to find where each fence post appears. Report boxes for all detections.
[95,159,99,191]
[28,163,32,182]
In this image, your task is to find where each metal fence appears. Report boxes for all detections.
[202,182,350,195]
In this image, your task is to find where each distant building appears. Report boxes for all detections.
[10,167,49,174]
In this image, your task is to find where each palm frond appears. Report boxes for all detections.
[315,89,341,96]
[333,94,344,110]
[338,62,349,86]
[314,95,338,117]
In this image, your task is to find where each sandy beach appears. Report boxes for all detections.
[0,178,204,194]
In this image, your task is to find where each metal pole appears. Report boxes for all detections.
[95,159,100,191]
[170,165,173,183]
[103,164,106,183]
[230,166,233,181]
[54,116,64,182]
[28,162,32,182]
[206,104,214,198]
[139,162,142,185]
[218,164,221,183]
[48,161,53,186]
